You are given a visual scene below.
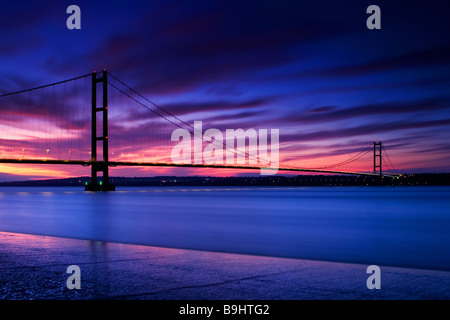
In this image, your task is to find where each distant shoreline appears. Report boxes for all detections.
[0,173,448,187]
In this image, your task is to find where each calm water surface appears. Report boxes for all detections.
[0,186,449,271]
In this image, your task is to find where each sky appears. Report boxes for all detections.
[0,0,449,181]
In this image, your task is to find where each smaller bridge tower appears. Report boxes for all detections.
[373,141,382,176]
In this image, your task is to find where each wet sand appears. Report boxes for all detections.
[0,231,449,300]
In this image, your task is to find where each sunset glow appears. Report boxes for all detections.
[0,1,449,181]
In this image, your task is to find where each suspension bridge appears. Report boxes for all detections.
[0,70,402,191]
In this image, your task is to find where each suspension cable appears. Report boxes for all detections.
[0,73,92,98]
[309,143,373,169]
[108,75,276,167]
[107,73,384,173]
[383,146,397,174]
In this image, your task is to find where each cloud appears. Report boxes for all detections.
[1,1,450,178]
[309,44,450,78]
[284,97,450,124]
[49,0,351,94]
[284,118,450,143]
[118,97,271,123]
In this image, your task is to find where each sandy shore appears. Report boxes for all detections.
[0,231,449,300]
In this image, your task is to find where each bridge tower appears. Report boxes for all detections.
[373,141,382,176]
[85,70,115,191]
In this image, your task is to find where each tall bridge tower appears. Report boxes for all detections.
[85,70,115,191]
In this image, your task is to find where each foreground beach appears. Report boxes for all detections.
[0,231,448,300]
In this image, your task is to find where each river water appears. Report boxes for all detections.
[0,186,449,271]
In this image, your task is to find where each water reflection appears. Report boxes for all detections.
[86,241,112,297]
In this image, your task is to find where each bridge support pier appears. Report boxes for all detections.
[86,183,115,191]
[85,163,116,191]
[85,70,115,192]
[85,183,116,191]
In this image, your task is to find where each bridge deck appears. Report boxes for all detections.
[0,158,400,177]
